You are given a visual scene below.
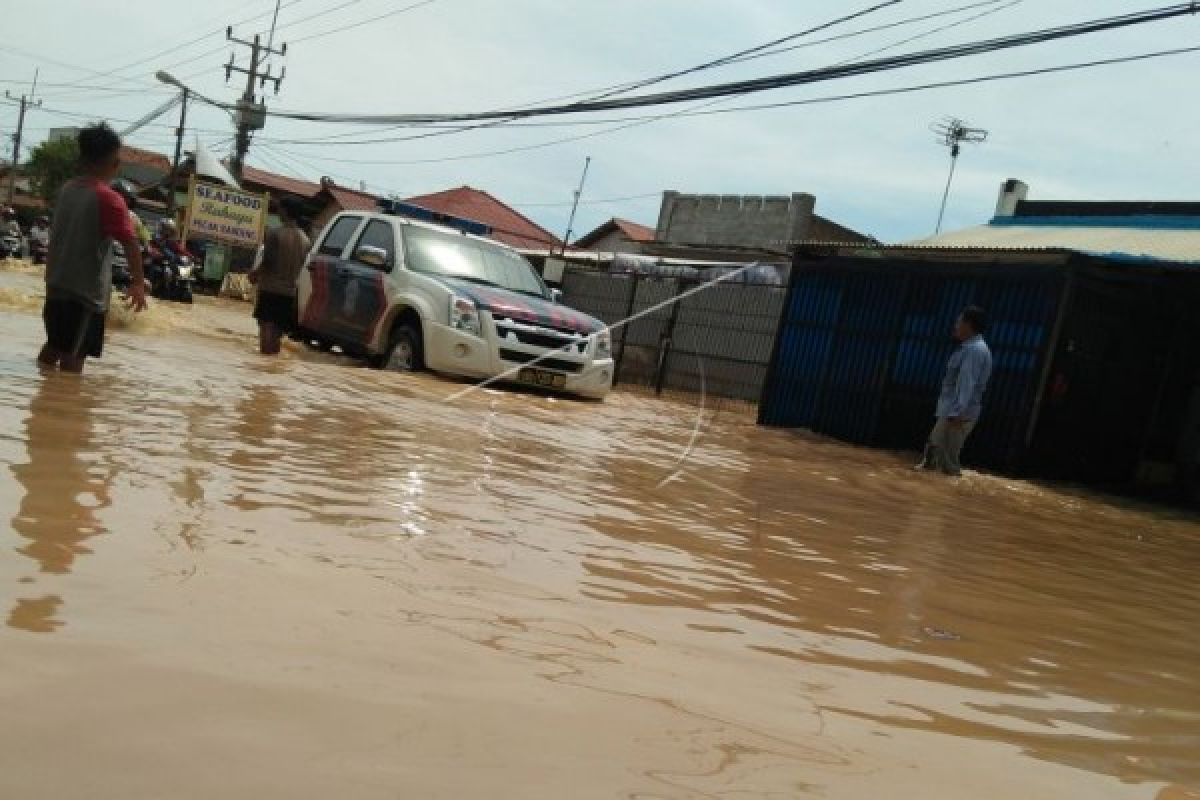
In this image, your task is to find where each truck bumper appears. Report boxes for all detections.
[423,322,614,399]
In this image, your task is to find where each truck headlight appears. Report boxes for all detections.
[593,329,612,359]
[449,294,482,337]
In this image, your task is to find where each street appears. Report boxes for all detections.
[1,267,1198,798]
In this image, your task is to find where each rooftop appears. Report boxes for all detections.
[911,182,1200,264]
[119,145,172,176]
[404,185,561,250]
[320,179,379,212]
[574,217,656,249]
[239,165,323,198]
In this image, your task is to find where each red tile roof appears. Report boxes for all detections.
[119,145,172,175]
[324,182,379,212]
[240,164,322,198]
[574,217,657,249]
[614,218,655,242]
[404,186,561,250]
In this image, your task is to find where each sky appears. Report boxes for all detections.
[3,0,1200,244]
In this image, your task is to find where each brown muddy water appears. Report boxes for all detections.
[1,263,1198,799]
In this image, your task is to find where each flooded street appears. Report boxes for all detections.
[1,264,1198,799]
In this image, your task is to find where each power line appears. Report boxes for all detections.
[255,44,1200,166]
[40,0,306,98]
[512,192,662,208]
[579,0,903,103]
[289,0,442,44]
[256,0,1023,147]
[255,0,919,146]
[721,0,1011,67]
[219,4,1199,125]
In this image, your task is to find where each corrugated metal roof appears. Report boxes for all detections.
[910,222,1200,264]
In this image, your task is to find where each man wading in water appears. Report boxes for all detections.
[248,197,310,355]
[40,124,147,373]
[917,305,993,477]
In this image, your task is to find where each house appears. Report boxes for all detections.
[238,165,323,212]
[910,179,1200,262]
[311,178,380,233]
[404,185,562,250]
[758,179,1200,499]
[118,145,172,189]
[655,191,868,253]
[0,167,44,215]
[575,191,870,263]
[573,218,656,254]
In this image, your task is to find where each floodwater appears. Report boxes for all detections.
[1,262,1198,800]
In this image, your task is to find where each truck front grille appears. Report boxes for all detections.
[498,349,584,374]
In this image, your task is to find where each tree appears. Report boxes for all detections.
[27,137,79,209]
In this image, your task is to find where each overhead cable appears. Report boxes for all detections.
[203,4,1199,124]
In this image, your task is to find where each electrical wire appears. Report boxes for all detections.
[288,0,442,44]
[258,0,1023,146]
[576,0,904,103]
[34,1,305,98]
[255,44,1200,165]
[219,4,1200,124]
[255,0,916,146]
[240,0,969,151]
[511,192,662,209]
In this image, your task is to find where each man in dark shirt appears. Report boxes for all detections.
[40,124,146,373]
[249,197,312,355]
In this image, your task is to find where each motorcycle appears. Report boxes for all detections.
[111,242,134,290]
[29,237,48,265]
[148,250,195,304]
[0,233,21,260]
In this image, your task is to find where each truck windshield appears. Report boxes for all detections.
[402,225,546,297]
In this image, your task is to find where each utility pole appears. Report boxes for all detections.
[559,156,592,255]
[167,89,189,214]
[225,27,286,182]
[4,69,41,206]
[931,116,988,235]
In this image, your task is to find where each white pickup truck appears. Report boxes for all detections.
[295,203,614,399]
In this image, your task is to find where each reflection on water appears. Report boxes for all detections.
[8,374,111,631]
[0,271,1198,796]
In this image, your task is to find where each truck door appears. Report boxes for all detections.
[301,214,364,338]
[339,219,396,348]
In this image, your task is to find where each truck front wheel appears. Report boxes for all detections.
[380,322,424,372]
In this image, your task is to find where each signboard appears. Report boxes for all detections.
[183,177,268,248]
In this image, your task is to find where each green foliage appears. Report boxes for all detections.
[27,137,79,208]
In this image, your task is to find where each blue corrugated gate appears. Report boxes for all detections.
[759,253,1066,472]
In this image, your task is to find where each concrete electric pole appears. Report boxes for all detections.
[224,27,286,182]
[4,69,41,205]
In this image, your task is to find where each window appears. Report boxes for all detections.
[352,220,395,269]
[402,225,546,298]
[318,215,362,257]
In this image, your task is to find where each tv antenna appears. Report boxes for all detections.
[931,116,988,234]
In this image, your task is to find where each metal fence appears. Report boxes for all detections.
[560,267,786,403]
[758,254,1067,472]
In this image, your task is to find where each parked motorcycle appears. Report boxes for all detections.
[111,243,134,290]
[29,238,47,265]
[0,233,21,260]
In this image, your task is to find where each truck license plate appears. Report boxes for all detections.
[518,368,567,389]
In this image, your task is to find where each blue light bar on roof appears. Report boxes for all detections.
[378,198,493,237]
